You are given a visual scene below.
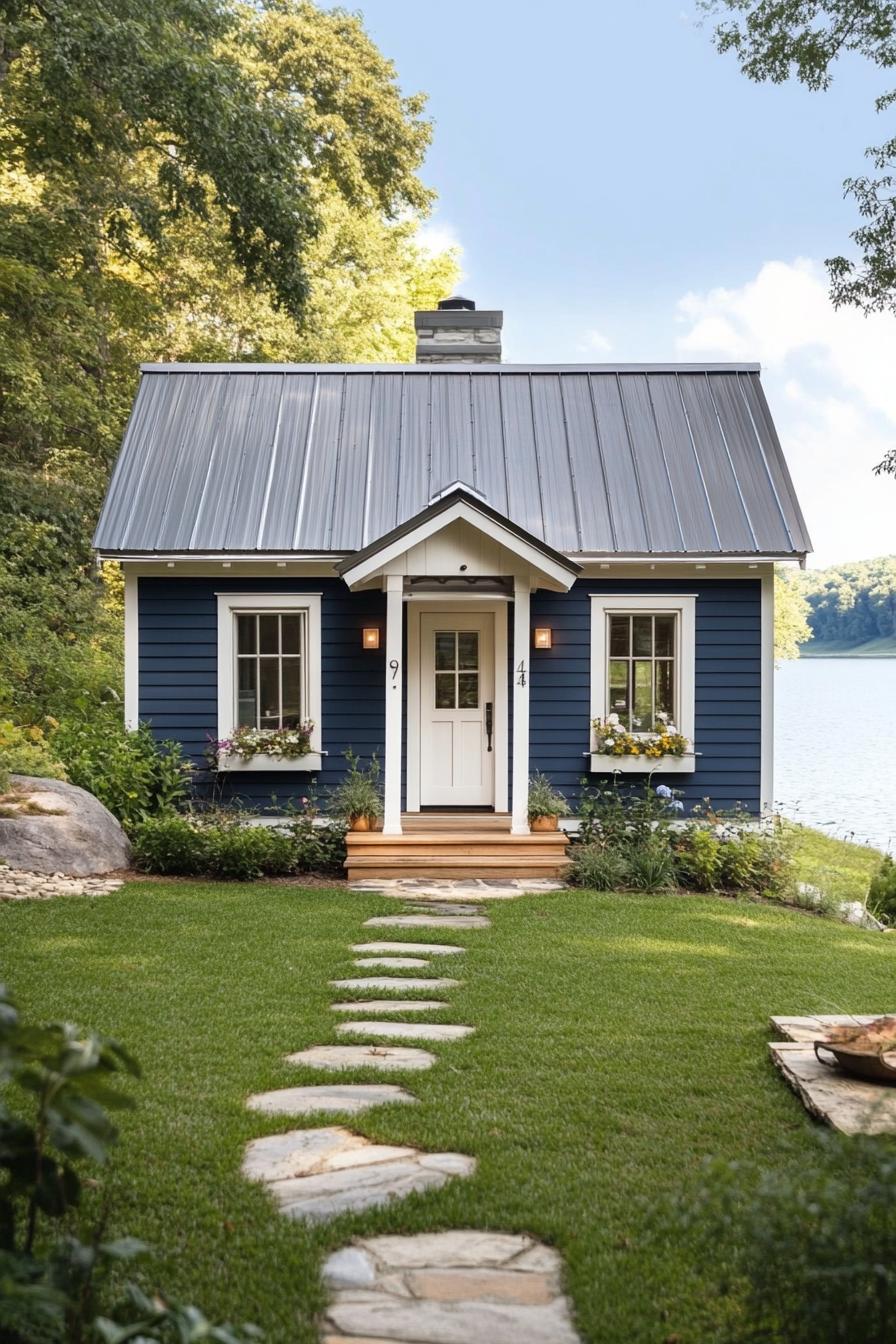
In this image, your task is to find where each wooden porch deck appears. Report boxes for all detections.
[344,813,570,881]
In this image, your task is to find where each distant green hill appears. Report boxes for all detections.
[799,635,896,658]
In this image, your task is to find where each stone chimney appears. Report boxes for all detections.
[414,295,502,364]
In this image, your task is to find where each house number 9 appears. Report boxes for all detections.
[389,658,400,683]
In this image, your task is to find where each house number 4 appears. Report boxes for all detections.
[516,659,527,687]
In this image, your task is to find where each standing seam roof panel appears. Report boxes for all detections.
[93,366,811,556]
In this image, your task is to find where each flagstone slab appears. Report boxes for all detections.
[286,1044,437,1072]
[336,1021,474,1043]
[330,1000,447,1015]
[330,976,461,992]
[770,1041,896,1135]
[244,1127,474,1224]
[246,1084,417,1116]
[352,942,466,957]
[364,915,491,931]
[321,1230,580,1343]
[353,956,432,969]
[771,1014,886,1044]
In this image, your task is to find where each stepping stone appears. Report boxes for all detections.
[408,902,481,916]
[243,1127,474,1224]
[337,1021,474,1042]
[321,1229,581,1342]
[330,999,447,1014]
[771,1013,885,1044]
[246,1084,417,1116]
[770,1041,896,1135]
[353,956,432,969]
[330,976,461,992]
[352,941,466,956]
[286,1043,436,1072]
[365,913,491,930]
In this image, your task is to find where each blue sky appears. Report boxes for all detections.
[354,0,896,568]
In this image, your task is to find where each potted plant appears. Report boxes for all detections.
[329,750,382,831]
[527,772,571,831]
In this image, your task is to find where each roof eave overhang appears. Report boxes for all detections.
[337,488,581,592]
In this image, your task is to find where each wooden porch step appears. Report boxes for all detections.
[348,831,567,851]
[344,822,570,881]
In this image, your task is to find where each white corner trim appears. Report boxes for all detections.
[215,593,322,750]
[511,578,531,835]
[589,594,696,749]
[760,571,774,813]
[383,575,404,836]
[124,569,139,730]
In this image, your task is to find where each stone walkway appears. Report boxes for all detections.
[0,863,123,901]
[240,878,580,1342]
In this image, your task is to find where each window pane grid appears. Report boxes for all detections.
[236,611,307,729]
[606,614,676,732]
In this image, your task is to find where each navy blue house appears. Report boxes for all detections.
[94,298,811,856]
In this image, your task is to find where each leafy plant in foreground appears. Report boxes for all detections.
[680,1134,896,1344]
[52,719,191,831]
[0,983,260,1344]
[868,854,896,924]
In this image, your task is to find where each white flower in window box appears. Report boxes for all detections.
[589,717,696,774]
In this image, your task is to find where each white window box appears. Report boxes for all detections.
[217,752,322,773]
[589,753,696,774]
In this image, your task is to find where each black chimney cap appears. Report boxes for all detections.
[437,295,475,311]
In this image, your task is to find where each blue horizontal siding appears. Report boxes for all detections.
[138,574,763,816]
[529,578,762,813]
[137,577,386,809]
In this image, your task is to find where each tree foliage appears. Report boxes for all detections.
[796,554,896,643]
[703,2,896,324]
[774,567,812,659]
[0,0,458,736]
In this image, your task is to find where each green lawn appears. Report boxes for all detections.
[2,865,895,1343]
[799,635,896,657]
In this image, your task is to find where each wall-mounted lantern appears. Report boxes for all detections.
[532,628,553,650]
[362,627,381,650]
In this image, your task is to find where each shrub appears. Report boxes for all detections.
[527,772,571,821]
[673,828,722,891]
[626,839,675,892]
[570,844,628,891]
[681,1136,896,1344]
[131,814,205,876]
[868,854,896,923]
[0,982,259,1344]
[52,717,192,830]
[287,806,347,875]
[0,718,66,787]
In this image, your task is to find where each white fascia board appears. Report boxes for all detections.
[340,500,576,591]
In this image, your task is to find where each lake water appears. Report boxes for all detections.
[775,658,896,854]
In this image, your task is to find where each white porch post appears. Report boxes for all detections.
[511,576,531,835]
[383,574,404,835]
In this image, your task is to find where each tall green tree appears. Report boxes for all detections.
[703,3,896,319]
[774,567,812,659]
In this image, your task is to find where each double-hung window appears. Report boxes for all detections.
[216,593,322,768]
[590,594,696,772]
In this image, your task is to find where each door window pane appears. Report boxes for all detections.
[435,672,456,709]
[435,632,455,670]
[457,632,479,670]
[457,673,479,708]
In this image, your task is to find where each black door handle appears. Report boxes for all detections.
[485,701,493,752]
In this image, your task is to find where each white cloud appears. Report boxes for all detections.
[578,327,614,355]
[415,218,464,263]
[675,259,896,567]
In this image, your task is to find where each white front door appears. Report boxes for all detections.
[419,612,495,807]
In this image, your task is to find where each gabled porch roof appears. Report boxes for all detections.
[336,484,582,592]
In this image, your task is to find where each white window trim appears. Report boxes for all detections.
[216,593,322,771]
[589,594,696,774]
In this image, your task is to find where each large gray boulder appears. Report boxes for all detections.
[0,776,131,875]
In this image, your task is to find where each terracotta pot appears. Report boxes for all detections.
[350,814,371,832]
[530,815,559,832]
